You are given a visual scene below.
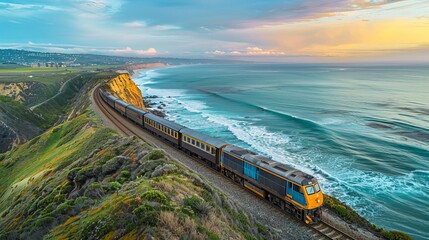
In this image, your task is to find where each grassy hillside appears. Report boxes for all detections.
[0,71,117,153]
[0,112,276,239]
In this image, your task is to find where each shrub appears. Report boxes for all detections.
[133,205,159,226]
[109,181,122,194]
[96,151,116,166]
[183,196,211,216]
[102,156,131,175]
[143,150,165,161]
[150,164,177,178]
[381,230,413,240]
[75,167,95,185]
[74,197,94,212]
[120,170,131,178]
[54,200,75,215]
[84,182,104,199]
[139,159,168,177]
[79,216,114,240]
[141,190,168,204]
[29,216,56,234]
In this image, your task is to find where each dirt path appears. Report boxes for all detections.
[29,75,80,111]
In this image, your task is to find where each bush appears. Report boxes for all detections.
[139,159,168,177]
[141,190,168,204]
[74,197,94,212]
[79,216,114,240]
[150,164,177,178]
[54,200,75,215]
[133,205,159,226]
[183,196,211,216]
[75,167,95,185]
[30,216,56,234]
[109,181,122,194]
[120,170,131,178]
[381,230,413,240]
[143,150,165,161]
[102,156,131,175]
[84,182,104,199]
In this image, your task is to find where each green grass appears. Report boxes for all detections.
[0,65,119,74]
[0,114,100,211]
[0,95,48,128]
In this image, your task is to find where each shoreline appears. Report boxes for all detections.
[127,65,414,240]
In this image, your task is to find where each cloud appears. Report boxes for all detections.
[0,42,159,56]
[152,25,181,31]
[207,50,226,55]
[109,47,157,55]
[0,2,62,17]
[74,0,124,14]
[124,21,146,27]
[207,47,285,56]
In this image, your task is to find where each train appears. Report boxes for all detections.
[99,87,324,224]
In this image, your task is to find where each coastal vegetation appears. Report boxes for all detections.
[0,111,276,239]
[0,69,276,239]
[324,195,412,240]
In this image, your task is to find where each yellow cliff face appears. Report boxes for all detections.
[108,73,146,110]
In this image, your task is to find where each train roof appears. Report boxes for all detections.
[106,94,117,101]
[145,113,185,131]
[126,105,148,115]
[180,128,228,148]
[115,99,130,107]
[223,145,317,186]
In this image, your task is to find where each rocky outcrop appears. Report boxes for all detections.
[108,73,146,110]
[0,82,43,104]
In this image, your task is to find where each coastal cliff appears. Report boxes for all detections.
[107,73,146,110]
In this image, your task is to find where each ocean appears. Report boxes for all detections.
[133,63,429,239]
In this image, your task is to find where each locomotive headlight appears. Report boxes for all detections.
[316,199,320,203]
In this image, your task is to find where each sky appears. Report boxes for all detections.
[0,0,428,62]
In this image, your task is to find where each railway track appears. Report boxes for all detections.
[309,221,355,240]
[92,86,357,240]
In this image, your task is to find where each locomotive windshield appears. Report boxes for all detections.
[314,183,321,193]
[306,183,321,195]
[306,186,315,195]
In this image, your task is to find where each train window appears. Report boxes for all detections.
[293,184,303,194]
[288,182,292,189]
[206,145,210,152]
[201,143,205,150]
[192,139,195,145]
[196,141,200,147]
[211,148,215,155]
[314,183,320,193]
[306,186,315,195]
[175,132,178,138]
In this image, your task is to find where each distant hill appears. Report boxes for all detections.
[0,49,225,66]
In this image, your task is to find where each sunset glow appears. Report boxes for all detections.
[0,0,428,62]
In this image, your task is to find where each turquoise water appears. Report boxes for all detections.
[134,64,429,239]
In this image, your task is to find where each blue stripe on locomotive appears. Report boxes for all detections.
[244,162,258,180]
[286,182,306,207]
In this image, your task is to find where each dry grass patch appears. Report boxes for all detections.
[158,211,204,240]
